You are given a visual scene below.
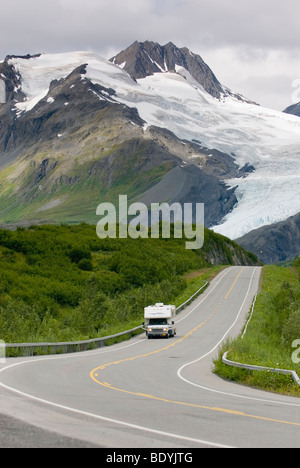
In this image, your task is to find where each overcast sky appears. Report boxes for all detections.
[1,0,300,110]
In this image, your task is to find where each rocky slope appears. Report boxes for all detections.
[110,41,256,103]
[283,101,300,117]
[237,212,300,264]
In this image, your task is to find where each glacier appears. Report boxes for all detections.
[8,51,300,240]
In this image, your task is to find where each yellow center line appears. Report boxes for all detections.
[91,321,206,373]
[90,375,300,427]
[90,267,300,428]
[224,267,245,299]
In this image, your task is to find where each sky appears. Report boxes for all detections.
[1,0,300,111]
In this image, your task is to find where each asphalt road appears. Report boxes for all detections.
[1,266,300,448]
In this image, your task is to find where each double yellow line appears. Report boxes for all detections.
[90,268,300,428]
[91,321,206,375]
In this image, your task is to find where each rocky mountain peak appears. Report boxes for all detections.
[110,40,225,99]
[283,101,300,117]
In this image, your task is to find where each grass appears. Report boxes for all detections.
[214,263,300,397]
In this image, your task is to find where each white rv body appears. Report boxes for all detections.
[144,303,176,338]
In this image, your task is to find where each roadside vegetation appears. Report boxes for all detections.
[214,260,300,397]
[0,223,256,354]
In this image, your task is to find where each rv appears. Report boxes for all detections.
[144,303,176,339]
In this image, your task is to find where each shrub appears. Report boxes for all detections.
[78,258,93,271]
[68,248,92,264]
[281,310,300,346]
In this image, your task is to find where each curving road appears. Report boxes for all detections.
[1,266,300,448]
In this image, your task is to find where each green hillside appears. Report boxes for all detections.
[0,223,258,350]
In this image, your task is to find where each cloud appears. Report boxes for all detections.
[203,46,300,109]
[176,0,300,49]
[1,0,299,55]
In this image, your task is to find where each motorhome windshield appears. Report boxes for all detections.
[149,318,168,325]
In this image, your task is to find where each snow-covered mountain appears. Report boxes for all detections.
[111,43,300,240]
[0,42,300,260]
[110,41,257,104]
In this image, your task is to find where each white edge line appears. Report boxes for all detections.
[176,267,231,324]
[0,379,233,448]
[177,267,300,408]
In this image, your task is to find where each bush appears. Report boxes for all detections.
[0,299,41,342]
[282,310,300,345]
[78,258,93,271]
[68,248,92,264]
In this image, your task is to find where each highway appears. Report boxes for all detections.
[1,266,300,448]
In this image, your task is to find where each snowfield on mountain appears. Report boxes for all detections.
[2,45,300,241]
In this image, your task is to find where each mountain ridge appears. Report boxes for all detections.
[110,40,257,104]
[284,101,300,117]
[0,42,299,262]
[237,212,300,264]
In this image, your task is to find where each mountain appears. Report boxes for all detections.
[0,50,240,226]
[283,101,300,117]
[0,42,300,263]
[237,212,300,264]
[110,41,256,104]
